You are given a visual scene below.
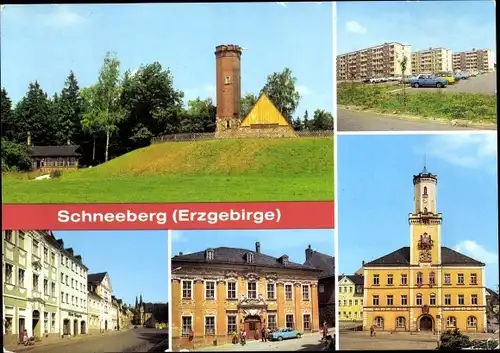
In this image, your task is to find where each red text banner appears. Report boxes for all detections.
[2,202,335,230]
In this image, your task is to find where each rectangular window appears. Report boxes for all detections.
[61,256,64,265]
[50,252,55,265]
[247,282,257,299]
[444,273,451,285]
[227,315,237,334]
[18,268,25,287]
[205,316,215,335]
[267,283,275,299]
[61,292,64,303]
[268,314,277,330]
[387,295,393,306]
[60,273,64,284]
[285,314,294,329]
[285,284,293,301]
[182,281,192,299]
[44,279,48,294]
[33,274,39,291]
[302,285,310,300]
[445,295,451,305]
[470,273,477,285]
[51,282,56,296]
[457,274,464,285]
[65,275,69,285]
[5,264,13,284]
[401,295,407,306]
[181,316,192,336]
[458,295,465,305]
[387,274,393,285]
[373,274,380,285]
[471,294,478,305]
[373,295,379,306]
[430,295,436,305]
[44,312,48,331]
[416,295,423,306]
[227,282,237,299]
[43,248,48,262]
[205,281,215,300]
[51,313,56,332]
[303,314,311,331]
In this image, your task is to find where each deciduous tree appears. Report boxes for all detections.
[260,68,301,123]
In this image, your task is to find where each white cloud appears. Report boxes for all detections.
[422,133,497,170]
[346,20,367,34]
[296,85,311,96]
[38,5,86,28]
[183,84,215,103]
[454,240,498,264]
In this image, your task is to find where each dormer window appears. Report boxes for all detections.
[245,252,254,263]
[205,249,215,261]
[279,255,289,266]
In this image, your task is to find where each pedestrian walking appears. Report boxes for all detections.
[261,326,267,342]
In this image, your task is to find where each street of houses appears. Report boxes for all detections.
[2,230,135,347]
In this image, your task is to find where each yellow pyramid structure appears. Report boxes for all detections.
[240,93,292,127]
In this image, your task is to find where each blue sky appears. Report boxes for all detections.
[55,231,169,306]
[337,1,496,61]
[0,3,333,118]
[171,229,334,264]
[338,133,498,288]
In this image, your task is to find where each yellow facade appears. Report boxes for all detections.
[338,276,364,322]
[171,262,320,350]
[363,169,486,333]
[240,93,291,127]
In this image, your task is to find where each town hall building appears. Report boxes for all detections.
[362,168,487,333]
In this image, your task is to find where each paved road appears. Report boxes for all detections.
[407,72,497,94]
[337,108,482,132]
[196,332,327,351]
[10,328,169,353]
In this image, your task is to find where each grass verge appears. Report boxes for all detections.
[2,138,334,203]
[337,83,497,123]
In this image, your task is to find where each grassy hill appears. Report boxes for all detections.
[2,137,334,203]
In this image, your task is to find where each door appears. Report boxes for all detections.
[419,316,433,331]
[19,318,25,342]
[74,320,78,335]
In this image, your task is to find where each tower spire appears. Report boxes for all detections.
[135,296,138,308]
[422,152,427,174]
[139,294,143,306]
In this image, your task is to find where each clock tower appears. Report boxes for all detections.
[409,167,443,265]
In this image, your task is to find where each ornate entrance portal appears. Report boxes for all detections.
[244,315,262,340]
[237,292,268,340]
[419,315,433,331]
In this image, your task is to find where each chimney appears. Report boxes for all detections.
[27,132,31,147]
[305,244,313,262]
[215,44,242,126]
[178,252,183,256]
[362,260,365,267]
[255,242,261,253]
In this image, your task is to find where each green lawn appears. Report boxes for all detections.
[2,138,334,203]
[337,83,497,124]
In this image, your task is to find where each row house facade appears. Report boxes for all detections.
[2,230,88,345]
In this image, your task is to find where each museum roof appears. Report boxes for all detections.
[363,246,485,267]
[31,145,81,157]
[172,247,321,272]
[338,274,364,285]
[303,250,335,278]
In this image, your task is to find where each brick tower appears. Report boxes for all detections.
[215,45,242,135]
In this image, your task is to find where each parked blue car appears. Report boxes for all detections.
[455,72,468,80]
[409,74,448,88]
[270,328,303,341]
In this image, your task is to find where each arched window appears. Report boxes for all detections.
[423,207,428,214]
[416,272,423,285]
[226,120,230,128]
[374,316,384,329]
[396,316,406,329]
[429,293,436,305]
[467,316,477,328]
[429,272,435,285]
[446,316,457,328]
[423,186,428,195]
[416,293,423,306]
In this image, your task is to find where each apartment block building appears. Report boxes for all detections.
[411,47,453,74]
[337,42,412,81]
[452,48,495,72]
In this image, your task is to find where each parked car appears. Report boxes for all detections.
[270,328,303,341]
[362,78,371,83]
[436,72,456,84]
[455,72,468,80]
[409,74,448,88]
